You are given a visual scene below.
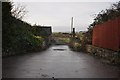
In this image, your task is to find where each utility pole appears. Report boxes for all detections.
[71,17,73,36]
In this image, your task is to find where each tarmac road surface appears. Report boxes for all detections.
[2,45,120,78]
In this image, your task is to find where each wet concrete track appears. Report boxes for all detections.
[2,45,120,78]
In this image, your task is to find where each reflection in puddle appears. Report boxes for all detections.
[53,49,67,51]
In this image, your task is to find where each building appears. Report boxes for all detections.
[33,25,52,46]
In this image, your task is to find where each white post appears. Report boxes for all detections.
[71,17,73,36]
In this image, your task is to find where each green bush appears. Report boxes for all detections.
[2,2,49,57]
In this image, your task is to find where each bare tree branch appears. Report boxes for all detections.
[11,3,28,20]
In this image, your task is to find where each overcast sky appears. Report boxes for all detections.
[12,0,119,32]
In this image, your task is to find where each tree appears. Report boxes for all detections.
[11,3,27,20]
[86,1,120,46]
[2,2,13,53]
[90,1,120,27]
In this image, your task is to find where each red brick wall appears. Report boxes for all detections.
[92,17,120,51]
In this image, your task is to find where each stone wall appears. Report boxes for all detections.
[86,45,120,65]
